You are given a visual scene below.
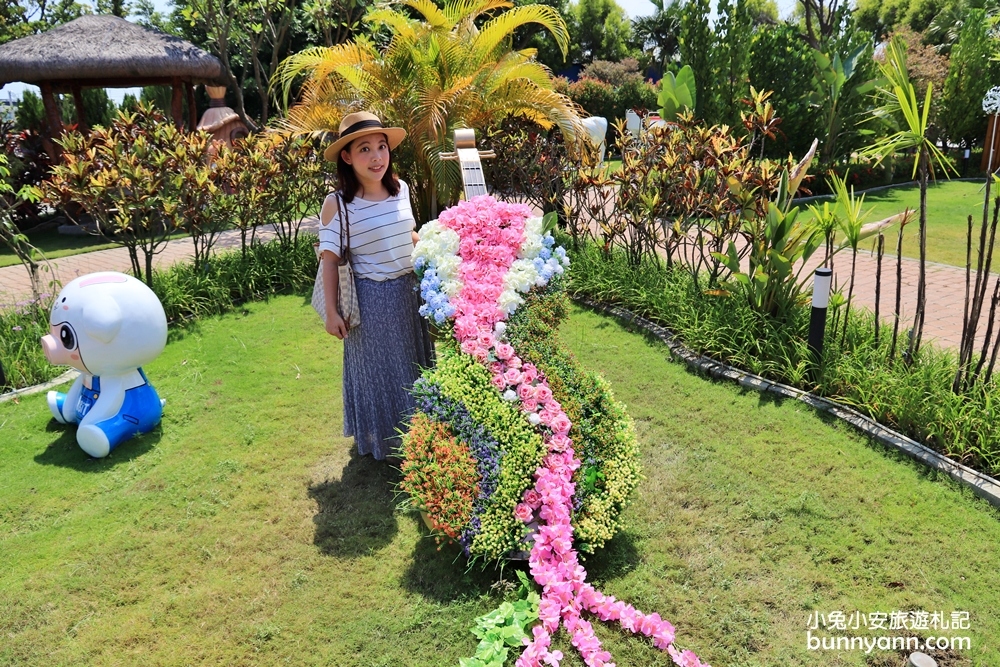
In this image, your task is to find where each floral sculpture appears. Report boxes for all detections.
[403,196,709,667]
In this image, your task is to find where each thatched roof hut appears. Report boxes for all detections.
[0,15,226,156]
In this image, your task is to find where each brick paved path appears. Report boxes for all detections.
[802,249,995,351]
[1,215,994,351]
[0,217,320,304]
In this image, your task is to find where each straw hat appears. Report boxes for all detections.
[323,111,406,162]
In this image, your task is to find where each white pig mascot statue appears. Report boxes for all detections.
[41,272,167,458]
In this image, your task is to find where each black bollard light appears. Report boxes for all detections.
[808,267,833,366]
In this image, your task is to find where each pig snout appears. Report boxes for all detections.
[41,328,77,366]
[41,333,61,364]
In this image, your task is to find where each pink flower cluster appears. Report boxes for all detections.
[439,196,533,343]
[441,196,710,667]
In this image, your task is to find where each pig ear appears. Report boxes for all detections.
[80,295,123,344]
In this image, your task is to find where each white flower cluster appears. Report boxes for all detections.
[413,220,464,323]
[413,219,463,297]
[984,87,1000,115]
[499,216,570,315]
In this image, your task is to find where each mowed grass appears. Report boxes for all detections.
[2,295,999,666]
[0,227,180,269]
[820,180,990,268]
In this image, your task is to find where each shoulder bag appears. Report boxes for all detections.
[312,193,361,328]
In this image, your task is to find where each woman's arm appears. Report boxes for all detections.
[321,250,348,339]
[319,195,348,339]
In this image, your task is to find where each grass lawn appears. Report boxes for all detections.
[816,180,991,268]
[2,295,998,666]
[0,228,194,269]
[0,227,118,268]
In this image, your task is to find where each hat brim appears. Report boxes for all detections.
[323,126,406,162]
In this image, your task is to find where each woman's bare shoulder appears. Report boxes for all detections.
[320,193,340,227]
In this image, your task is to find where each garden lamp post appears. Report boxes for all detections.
[808,267,833,367]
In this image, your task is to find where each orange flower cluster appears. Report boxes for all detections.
[400,414,480,540]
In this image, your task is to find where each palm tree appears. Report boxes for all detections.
[926,0,999,53]
[273,0,585,223]
[861,36,954,361]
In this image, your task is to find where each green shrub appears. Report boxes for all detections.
[567,77,617,122]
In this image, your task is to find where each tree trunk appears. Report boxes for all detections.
[890,225,903,361]
[170,78,185,129]
[908,147,929,360]
[187,83,198,131]
[39,82,64,162]
[874,233,883,347]
[840,249,857,347]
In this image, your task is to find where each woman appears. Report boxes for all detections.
[317,111,434,462]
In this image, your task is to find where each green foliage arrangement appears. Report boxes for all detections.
[505,287,642,552]
[459,572,540,667]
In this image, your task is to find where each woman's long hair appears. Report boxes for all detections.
[335,136,400,203]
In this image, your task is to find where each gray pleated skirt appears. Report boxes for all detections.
[342,272,434,460]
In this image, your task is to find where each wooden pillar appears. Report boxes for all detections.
[983,115,1000,174]
[186,82,197,131]
[170,77,184,129]
[39,81,64,162]
[71,84,87,132]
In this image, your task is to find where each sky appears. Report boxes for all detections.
[1,0,800,105]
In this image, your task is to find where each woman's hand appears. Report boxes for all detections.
[325,312,349,339]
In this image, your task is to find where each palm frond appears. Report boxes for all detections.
[401,0,452,29]
[364,6,421,42]
[444,0,512,25]
[475,5,569,59]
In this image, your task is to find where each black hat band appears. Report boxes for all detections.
[339,118,385,139]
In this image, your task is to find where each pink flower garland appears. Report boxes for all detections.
[438,196,710,667]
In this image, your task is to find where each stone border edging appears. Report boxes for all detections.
[0,369,79,404]
[575,296,1000,510]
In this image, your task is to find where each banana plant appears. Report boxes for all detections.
[808,44,875,164]
[713,140,824,320]
[657,64,697,122]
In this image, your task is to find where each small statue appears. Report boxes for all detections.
[41,272,167,458]
[197,85,249,155]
